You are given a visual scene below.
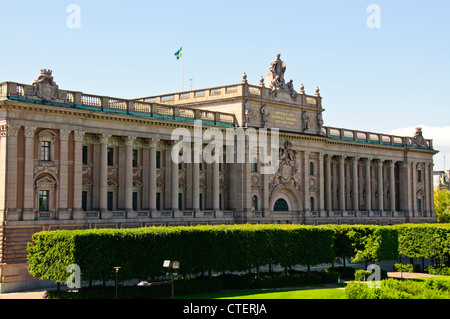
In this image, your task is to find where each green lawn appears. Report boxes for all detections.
[178,287,346,299]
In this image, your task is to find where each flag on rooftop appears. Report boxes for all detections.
[174,47,182,60]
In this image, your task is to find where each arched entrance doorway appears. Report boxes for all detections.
[270,184,301,212]
[273,198,289,211]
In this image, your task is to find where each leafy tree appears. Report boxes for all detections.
[435,189,450,223]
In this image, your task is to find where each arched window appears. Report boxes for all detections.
[274,198,289,212]
[310,197,315,211]
[252,195,258,211]
[309,162,314,176]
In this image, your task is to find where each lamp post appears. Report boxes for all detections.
[163,260,180,299]
[114,267,121,299]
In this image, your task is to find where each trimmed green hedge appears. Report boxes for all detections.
[346,278,450,299]
[28,223,450,287]
[28,224,337,284]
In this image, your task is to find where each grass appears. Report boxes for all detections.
[177,287,347,299]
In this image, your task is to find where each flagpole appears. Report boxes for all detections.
[181,45,184,92]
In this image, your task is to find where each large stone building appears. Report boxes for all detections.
[0,55,437,292]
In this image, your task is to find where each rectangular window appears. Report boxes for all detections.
[156,151,161,169]
[418,170,422,183]
[38,190,49,211]
[219,194,223,210]
[132,192,138,211]
[40,141,51,161]
[156,192,161,211]
[199,193,203,210]
[418,199,422,213]
[132,150,138,168]
[107,191,114,211]
[252,158,258,172]
[82,146,88,165]
[82,191,87,211]
[107,148,114,166]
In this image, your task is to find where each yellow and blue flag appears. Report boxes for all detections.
[174,47,182,60]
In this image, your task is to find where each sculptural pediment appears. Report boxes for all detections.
[26,69,65,102]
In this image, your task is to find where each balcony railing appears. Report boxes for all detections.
[0,82,237,128]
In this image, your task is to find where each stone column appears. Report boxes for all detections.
[23,126,37,220]
[399,161,412,215]
[123,136,136,214]
[73,131,85,219]
[324,154,332,213]
[377,159,384,212]
[99,134,111,213]
[365,158,372,212]
[318,152,325,215]
[338,156,346,211]
[389,160,396,213]
[171,141,179,211]
[192,154,200,212]
[352,157,359,212]
[2,125,20,221]
[213,159,220,211]
[58,129,71,219]
[303,151,310,216]
[428,162,435,217]
[412,162,417,216]
[149,139,158,212]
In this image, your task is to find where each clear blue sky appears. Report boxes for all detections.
[1,0,449,169]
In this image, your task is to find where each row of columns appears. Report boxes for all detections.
[0,124,435,220]
[97,136,221,213]
[323,155,397,213]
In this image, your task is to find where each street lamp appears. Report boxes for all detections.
[163,260,180,299]
[114,266,121,299]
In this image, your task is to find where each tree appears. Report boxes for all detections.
[435,189,450,223]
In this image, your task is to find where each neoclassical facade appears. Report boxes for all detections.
[0,56,437,292]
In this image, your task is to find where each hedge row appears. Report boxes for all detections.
[27,223,450,285]
[345,277,450,299]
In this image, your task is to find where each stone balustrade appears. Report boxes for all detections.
[0,82,237,128]
[323,126,433,150]
[137,83,322,108]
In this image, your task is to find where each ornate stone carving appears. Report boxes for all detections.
[269,54,287,90]
[244,100,253,127]
[59,129,71,141]
[34,161,58,175]
[302,111,310,130]
[270,141,302,195]
[98,133,112,144]
[27,69,64,101]
[0,124,20,137]
[260,104,270,127]
[73,131,85,142]
[24,126,37,138]
[267,54,298,100]
[411,127,428,147]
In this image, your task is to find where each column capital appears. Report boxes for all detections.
[149,138,160,148]
[98,133,112,144]
[352,156,360,162]
[338,155,346,163]
[24,126,37,138]
[1,124,20,137]
[73,131,85,142]
[59,129,72,141]
[122,136,136,146]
